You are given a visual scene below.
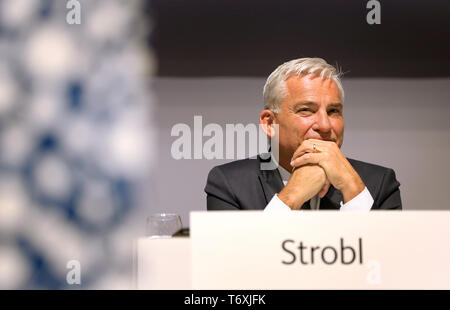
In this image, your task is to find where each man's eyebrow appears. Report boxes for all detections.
[328,103,343,109]
[292,102,319,110]
[292,102,343,110]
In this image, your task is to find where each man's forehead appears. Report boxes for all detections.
[285,74,340,101]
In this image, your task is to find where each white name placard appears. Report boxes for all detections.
[136,237,191,289]
[190,211,450,289]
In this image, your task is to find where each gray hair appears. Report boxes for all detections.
[263,58,344,113]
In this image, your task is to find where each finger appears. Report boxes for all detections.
[291,140,315,161]
[290,152,322,167]
[292,139,332,161]
[308,139,340,155]
[308,138,335,146]
[308,139,339,154]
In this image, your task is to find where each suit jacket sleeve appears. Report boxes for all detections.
[205,166,240,210]
[371,168,402,210]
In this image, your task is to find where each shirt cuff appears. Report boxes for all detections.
[339,186,373,211]
[264,194,292,212]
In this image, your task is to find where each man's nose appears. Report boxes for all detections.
[313,110,332,133]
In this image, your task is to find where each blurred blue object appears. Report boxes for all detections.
[0,0,154,289]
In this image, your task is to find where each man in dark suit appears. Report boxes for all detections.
[205,58,402,211]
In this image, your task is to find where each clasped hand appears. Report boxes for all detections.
[278,139,365,210]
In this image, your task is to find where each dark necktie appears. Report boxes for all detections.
[301,200,311,210]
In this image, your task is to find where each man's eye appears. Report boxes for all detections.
[297,109,312,113]
[328,109,341,114]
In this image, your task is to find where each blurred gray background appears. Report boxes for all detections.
[153,77,450,226]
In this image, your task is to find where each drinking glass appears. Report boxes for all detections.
[146,213,182,238]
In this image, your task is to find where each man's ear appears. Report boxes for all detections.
[259,109,276,138]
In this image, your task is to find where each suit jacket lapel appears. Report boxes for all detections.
[257,155,284,204]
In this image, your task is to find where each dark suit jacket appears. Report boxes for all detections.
[205,155,402,210]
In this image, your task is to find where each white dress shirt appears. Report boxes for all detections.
[264,163,374,212]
